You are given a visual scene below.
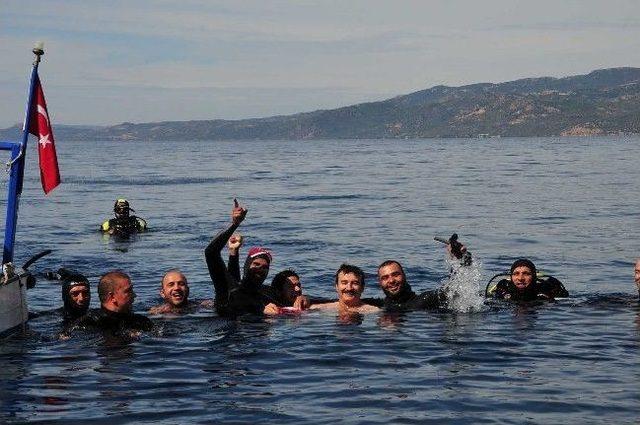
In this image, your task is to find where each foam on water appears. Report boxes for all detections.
[442,255,486,313]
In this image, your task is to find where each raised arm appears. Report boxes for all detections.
[227,233,243,282]
[204,199,247,305]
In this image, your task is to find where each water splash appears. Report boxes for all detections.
[442,255,486,313]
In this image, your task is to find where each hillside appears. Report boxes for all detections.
[2,67,640,141]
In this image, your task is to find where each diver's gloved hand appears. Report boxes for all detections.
[231,198,248,225]
[447,234,473,266]
[44,267,74,281]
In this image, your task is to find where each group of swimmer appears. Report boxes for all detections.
[41,198,640,336]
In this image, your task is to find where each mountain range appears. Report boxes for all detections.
[2,67,639,141]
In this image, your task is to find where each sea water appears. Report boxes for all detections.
[1,136,639,423]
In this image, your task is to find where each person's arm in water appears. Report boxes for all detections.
[135,216,148,232]
[227,233,243,282]
[538,276,569,299]
[204,199,247,305]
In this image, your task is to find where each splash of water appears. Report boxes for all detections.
[441,255,486,313]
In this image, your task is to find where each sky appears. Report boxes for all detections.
[2,0,640,127]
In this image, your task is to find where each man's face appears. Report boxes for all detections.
[634,259,640,290]
[69,285,90,310]
[336,272,364,306]
[247,257,270,283]
[160,271,189,307]
[511,266,534,290]
[282,275,302,304]
[112,277,136,313]
[115,204,130,219]
[378,263,406,296]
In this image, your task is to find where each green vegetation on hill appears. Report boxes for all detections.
[2,67,639,141]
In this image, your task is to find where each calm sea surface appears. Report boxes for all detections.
[1,136,639,424]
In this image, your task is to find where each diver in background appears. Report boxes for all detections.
[100,199,147,237]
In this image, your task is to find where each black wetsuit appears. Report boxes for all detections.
[102,216,147,237]
[71,307,153,334]
[29,306,86,326]
[383,287,446,311]
[492,276,568,301]
[205,223,275,317]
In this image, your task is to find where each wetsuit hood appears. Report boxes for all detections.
[242,247,272,288]
[60,269,90,320]
[510,258,537,282]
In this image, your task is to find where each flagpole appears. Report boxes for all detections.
[2,43,44,264]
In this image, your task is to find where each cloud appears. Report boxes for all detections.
[2,0,640,126]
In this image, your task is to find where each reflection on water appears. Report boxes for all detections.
[2,136,640,423]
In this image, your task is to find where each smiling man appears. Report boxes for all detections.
[492,259,568,301]
[149,269,193,315]
[311,264,379,314]
[377,260,445,311]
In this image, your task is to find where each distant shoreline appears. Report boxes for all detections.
[2,67,639,142]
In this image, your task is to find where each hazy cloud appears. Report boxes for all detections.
[2,0,639,126]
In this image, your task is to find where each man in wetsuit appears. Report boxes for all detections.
[100,199,147,237]
[204,199,278,317]
[634,258,640,298]
[377,260,446,311]
[71,271,153,333]
[373,235,473,311]
[492,258,568,301]
[59,269,91,322]
[33,268,91,323]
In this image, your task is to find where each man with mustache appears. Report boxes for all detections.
[311,264,380,314]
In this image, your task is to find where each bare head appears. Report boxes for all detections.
[98,270,135,313]
[377,260,408,297]
[334,264,365,307]
[160,269,189,307]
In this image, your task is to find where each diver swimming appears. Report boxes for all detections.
[100,199,148,237]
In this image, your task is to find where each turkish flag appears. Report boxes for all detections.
[28,75,61,194]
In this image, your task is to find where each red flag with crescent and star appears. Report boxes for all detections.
[28,74,60,194]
